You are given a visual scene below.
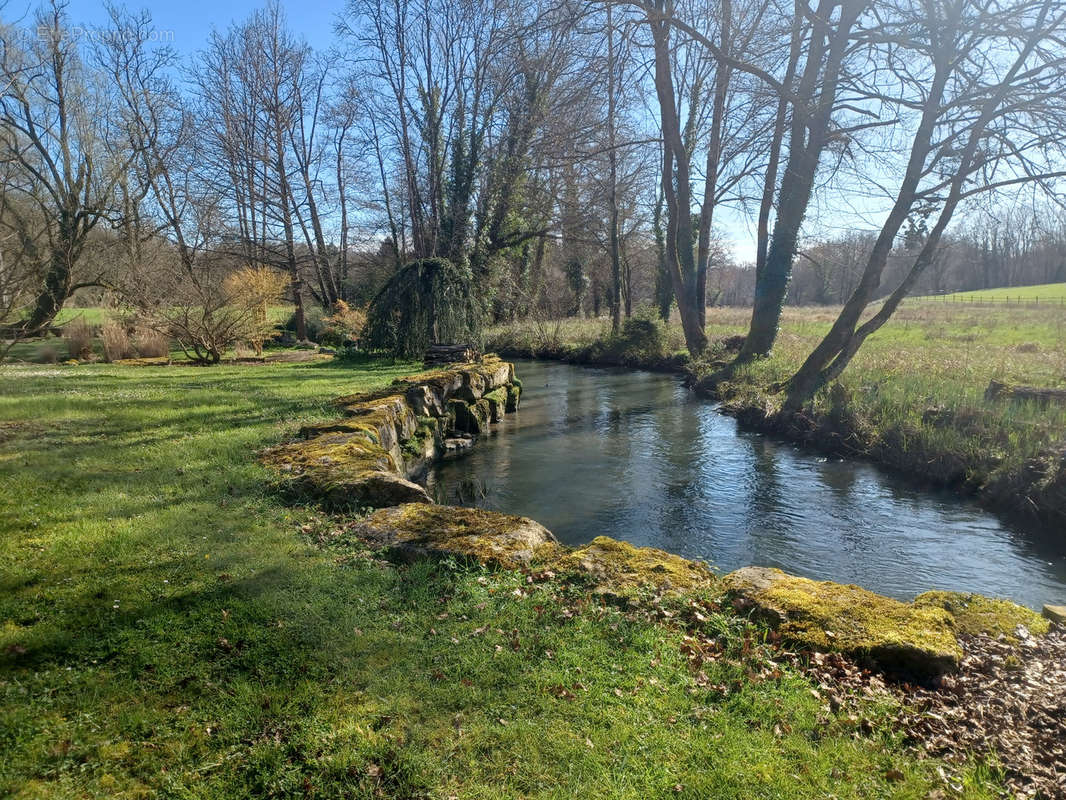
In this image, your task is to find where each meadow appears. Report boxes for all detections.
[0,356,1002,798]
[907,282,1066,303]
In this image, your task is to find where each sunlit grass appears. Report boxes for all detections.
[908,282,1066,302]
[0,358,1002,798]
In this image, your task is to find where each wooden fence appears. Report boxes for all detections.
[904,293,1066,307]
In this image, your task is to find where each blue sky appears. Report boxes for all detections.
[15,0,342,55]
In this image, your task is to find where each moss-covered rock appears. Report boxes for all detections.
[355,503,560,568]
[483,388,507,423]
[263,431,432,509]
[914,591,1050,638]
[449,398,487,435]
[557,536,716,596]
[506,383,521,413]
[263,358,522,509]
[402,416,443,472]
[723,566,960,679]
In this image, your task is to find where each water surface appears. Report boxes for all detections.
[425,360,1066,608]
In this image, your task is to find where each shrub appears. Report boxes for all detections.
[591,305,670,365]
[233,342,258,359]
[133,329,170,358]
[63,319,94,360]
[141,267,286,365]
[222,267,290,355]
[320,300,367,347]
[100,322,135,363]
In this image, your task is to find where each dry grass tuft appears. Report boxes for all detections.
[133,328,170,358]
[62,319,94,360]
[100,322,135,363]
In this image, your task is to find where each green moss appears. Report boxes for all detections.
[298,418,383,442]
[724,567,960,678]
[557,536,716,596]
[914,591,1050,638]
[482,388,507,423]
[392,354,512,394]
[263,433,399,505]
[263,431,394,475]
[505,384,521,413]
[402,416,442,463]
[358,503,561,568]
[449,399,485,434]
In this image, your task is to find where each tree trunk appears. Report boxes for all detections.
[607,5,623,335]
[784,65,949,406]
[272,118,307,341]
[22,222,78,335]
[653,188,672,320]
[695,0,731,331]
[649,0,706,356]
[737,0,861,362]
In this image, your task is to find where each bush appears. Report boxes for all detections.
[590,306,670,365]
[63,319,94,360]
[222,267,290,355]
[133,329,170,358]
[320,301,367,347]
[100,322,135,363]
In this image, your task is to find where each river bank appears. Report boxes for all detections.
[485,305,1066,527]
[256,357,1064,796]
[2,357,1024,798]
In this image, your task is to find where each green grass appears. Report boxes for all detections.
[0,358,1001,798]
[50,305,296,327]
[909,282,1066,302]
[52,307,111,326]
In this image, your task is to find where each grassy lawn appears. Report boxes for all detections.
[908,282,1066,302]
[52,308,111,326]
[50,305,298,327]
[0,358,1000,798]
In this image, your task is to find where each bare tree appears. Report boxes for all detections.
[194,5,314,338]
[0,2,156,334]
[736,0,868,361]
[782,0,1066,407]
[633,0,785,355]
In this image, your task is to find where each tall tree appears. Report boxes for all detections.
[737,0,867,361]
[782,0,1066,407]
[0,1,155,333]
[635,0,784,355]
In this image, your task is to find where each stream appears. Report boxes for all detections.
[425,360,1066,608]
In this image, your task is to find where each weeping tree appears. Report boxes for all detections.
[362,258,482,358]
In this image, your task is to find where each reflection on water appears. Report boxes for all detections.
[425,360,1066,608]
